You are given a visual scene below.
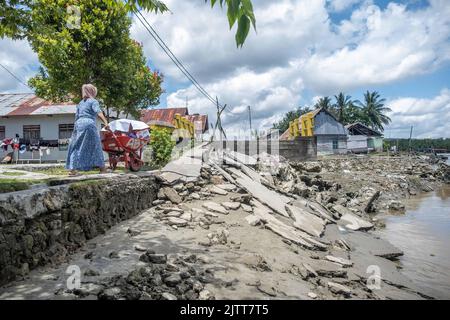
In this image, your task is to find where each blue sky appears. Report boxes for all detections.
[1,0,449,138]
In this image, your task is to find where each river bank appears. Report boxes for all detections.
[376,186,450,299]
[0,152,448,300]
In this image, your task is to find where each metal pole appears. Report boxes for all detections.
[248,105,252,138]
[408,126,413,153]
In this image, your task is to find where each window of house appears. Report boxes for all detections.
[333,140,339,150]
[0,126,5,140]
[59,124,74,139]
[23,125,41,141]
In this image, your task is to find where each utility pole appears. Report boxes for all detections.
[186,96,189,109]
[408,126,414,153]
[248,105,252,138]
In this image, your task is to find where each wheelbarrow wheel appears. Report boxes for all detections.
[108,153,118,171]
[128,153,143,172]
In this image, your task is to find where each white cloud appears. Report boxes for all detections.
[1,0,449,138]
[130,0,450,134]
[301,0,450,94]
[386,89,450,138]
[0,39,38,92]
[327,0,363,12]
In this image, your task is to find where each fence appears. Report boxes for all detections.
[212,136,317,161]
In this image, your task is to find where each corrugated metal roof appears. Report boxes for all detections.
[0,93,76,116]
[183,114,209,133]
[140,107,189,124]
[346,122,382,137]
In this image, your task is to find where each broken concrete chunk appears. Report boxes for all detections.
[332,204,353,217]
[203,211,219,218]
[167,217,188,227]
[325,255,353,267]
[215,184,236,191]
[228,167,291,217]
[190,193,201,200]
[338,213,374,231]
[285,204,326,237]
[161,187,182,204]
[302,263,318,278]
[245,215,262,226]
[307,292,318,299]
[327,282,352,296]
[179,212,193,222]
[241,203,253,213]
[221,202,241,210]
[209,185,228,195]
[165,211,183,217]
[134,245,147,252]
[202,202,228,215]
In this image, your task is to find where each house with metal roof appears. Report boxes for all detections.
[0,93,83,162]
[281,108,348,156]
[346,122,383,153]
[140,107,209,138]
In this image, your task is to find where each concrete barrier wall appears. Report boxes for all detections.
[0,176,159,285]
[279,137,317,161]
[212,137,317,161]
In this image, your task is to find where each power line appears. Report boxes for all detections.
[134,10,217,107]
[135,10,217,105]
[133,10,222,108]
[0,62,31,90]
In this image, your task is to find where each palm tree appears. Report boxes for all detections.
[315,96,333,110]
[356,91,392,132]
[333,92,355,124]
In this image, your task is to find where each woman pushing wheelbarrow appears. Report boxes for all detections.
[66,84,110,176]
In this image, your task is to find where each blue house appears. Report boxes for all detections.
[312,108,348,156]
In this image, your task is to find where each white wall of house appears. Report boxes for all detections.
[0,114,102,162]
[347,135,368,153]
[317,135,347,156]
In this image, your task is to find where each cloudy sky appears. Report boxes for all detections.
[1,0,449,138]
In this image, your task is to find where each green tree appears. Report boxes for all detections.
[356,91,392,132]
[272,106,312,133]
[315,96,332,111]
[24,0,163,119]
[333,92,356,124]
[149,127,175,167]
[0,0,256,47]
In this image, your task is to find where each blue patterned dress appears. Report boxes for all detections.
[66,98,105,171]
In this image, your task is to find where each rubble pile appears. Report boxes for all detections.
[5,145,446,300]
[66,151,449,300]
[270,155,448,217]
[58,252,217,300]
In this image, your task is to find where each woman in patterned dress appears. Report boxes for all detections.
[66,84,109,176]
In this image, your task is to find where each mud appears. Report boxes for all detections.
[0,153,448,300]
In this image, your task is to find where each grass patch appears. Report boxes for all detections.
[33,167,129,176]
[0,178,47,193]
[68,179,108,191]
[1,171,26,176]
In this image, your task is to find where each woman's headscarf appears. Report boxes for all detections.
[82,84,98,100]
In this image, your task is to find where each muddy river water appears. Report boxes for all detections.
[377,185,450,299]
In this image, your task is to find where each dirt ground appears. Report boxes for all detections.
[0,190,427,300]
[0,153,447,300]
